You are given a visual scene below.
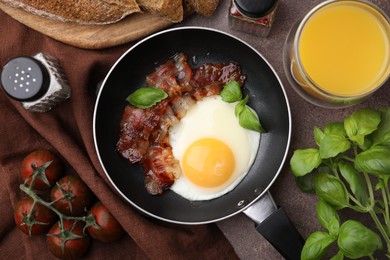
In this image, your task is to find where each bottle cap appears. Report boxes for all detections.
[1,56,50,101]
[234,0,277,18]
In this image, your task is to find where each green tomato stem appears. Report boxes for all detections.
[19,184,87,224]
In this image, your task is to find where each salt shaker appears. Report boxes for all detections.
[1,53,71,112]
[228,0,279,37]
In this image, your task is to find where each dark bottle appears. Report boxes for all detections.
[228,0,279,37]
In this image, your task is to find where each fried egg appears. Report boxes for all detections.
[169,95,260,201]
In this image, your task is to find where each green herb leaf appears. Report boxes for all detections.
[338,162,369,206]
[234,95,248,117]
[330,251,344,260]
[314,127,325,147]
[319,134,351,159]
[290,148,321,177]
[355,145,390,176]
[295,173,316,193]
[314,171,349,210]
[317,199,340,236]
[323,122,346,136]
[126,87,168,109]
[221,80,242,103]
[368,108,390,146]
[338,220,382,259]
[344,108,381,146]
[301,231,335,260]
[237,106,265,133]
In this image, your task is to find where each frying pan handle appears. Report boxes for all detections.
[256,207,305,259]
[244,192,305,260]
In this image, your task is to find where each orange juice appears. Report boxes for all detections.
[296,1,390,97]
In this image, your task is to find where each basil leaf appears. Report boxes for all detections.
[355,145,390,176]
[330,251,344,260]
[126,87,168,109]
[237,106,265,133]
[317,199,340,236]
[301,231,335,260]
[338,220,382,259]
[369,108,390,146]
[323,122,346,136]
[314,126,325,147]
[314,171,349,210]
[344,108,381,146]
[221,80,242,103]
[290,148,321,177]
[319,134,351,159]
[338,161,369,206]
[234,95,248,117]
[295,172,316,193]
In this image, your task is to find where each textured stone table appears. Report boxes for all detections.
[178,0,390,259]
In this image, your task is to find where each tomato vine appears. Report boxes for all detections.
[14,150,125,259]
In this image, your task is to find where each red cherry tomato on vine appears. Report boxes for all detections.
[51,176,93,216]
[20,150,63,190]
[87,201,125,242]
[47,220,90,259]
[14,197,57,236]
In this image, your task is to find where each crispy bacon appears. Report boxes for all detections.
[116,100,169,163]
[190,62,246,100]
[146,53,193,96]
[144,107,181,195]
[116,53,246,195]
[191,62,246,88]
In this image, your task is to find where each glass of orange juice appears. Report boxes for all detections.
[283,0,390,108]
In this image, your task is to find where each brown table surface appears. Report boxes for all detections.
[1,0,390,259]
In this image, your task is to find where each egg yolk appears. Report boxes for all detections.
[182,138,235,188]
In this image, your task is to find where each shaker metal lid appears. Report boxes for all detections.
[1,56,50,101]
[234,0,277,18]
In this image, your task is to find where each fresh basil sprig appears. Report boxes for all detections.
[221,80,242,102]
[126,87,168,109]
[290,107,390,259]
[221,81,265,133]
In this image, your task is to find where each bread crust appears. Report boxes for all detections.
[185,0,220,16]
[0,0,220,25]
[137,0,183,23]
[0,0,141,24]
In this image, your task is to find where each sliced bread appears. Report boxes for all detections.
[0,0,141,24]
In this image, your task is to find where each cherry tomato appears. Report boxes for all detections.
[47,220,90,259]
[20,150,63,190]
[87,201,125,242]
[14,197,57,236]
[51,176,93,216]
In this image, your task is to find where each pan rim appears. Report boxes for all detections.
[93,26,292,225]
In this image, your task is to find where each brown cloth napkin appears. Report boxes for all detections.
[0,11,239,259]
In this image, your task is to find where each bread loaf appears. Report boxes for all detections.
[0,0,141,24]
[137,0,183,23]
[185,0,220,17]
[0,0,220,25]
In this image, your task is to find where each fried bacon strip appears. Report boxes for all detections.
[116,100,169,163]
[117,53,246,195]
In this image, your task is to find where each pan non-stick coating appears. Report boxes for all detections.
[93,27,291,224]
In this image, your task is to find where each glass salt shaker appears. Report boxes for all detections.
[1,53,71,112]
[228,0,279,37]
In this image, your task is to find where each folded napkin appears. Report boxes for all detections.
[0,10,238,259]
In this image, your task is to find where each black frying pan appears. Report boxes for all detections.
[93,27,304,259]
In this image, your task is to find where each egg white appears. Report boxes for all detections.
[169,95,260,201]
